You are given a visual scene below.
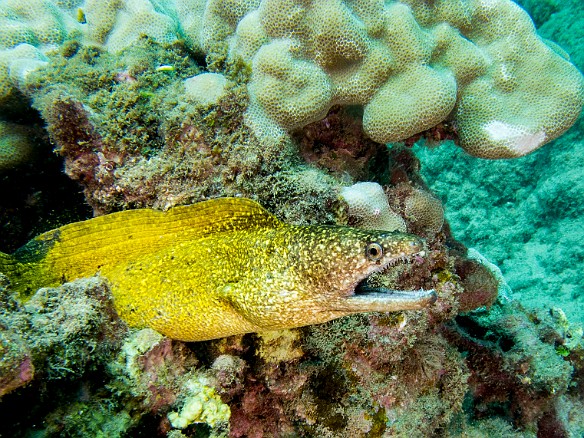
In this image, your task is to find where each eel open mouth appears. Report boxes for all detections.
[337,249,437,313]
[353,280,437,310]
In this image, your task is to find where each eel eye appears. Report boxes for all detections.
[365,242,384,261]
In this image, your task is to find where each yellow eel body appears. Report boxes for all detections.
[0,198,435,341]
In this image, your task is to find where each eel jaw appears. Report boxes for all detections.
[332,250,437,313]
[345,285,437,312]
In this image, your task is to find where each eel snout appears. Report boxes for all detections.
[340,246,437,313]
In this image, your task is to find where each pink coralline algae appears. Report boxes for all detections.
[0,340,34,398]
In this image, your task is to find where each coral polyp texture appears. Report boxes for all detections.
[225,0,584,158]
[1,0,583,158]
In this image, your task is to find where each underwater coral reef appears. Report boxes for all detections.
[0,0,583,437]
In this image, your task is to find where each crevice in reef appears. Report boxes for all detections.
[0,109,91,252]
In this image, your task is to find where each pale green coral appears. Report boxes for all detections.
[0,0,192,113]
[85,0,180,54]
[0,0,75,50]
[168,376,231,430]
[0,44,48,110]
[220,0,584,158]
[184,72,230,106]
[0,1,76,112]
[246,38,333,138]
[0,120,34,171]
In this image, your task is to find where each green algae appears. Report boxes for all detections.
[29,39,201,158]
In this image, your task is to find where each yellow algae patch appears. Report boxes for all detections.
[256,330,305,363]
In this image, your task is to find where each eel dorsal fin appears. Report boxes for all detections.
[8,198,282,294]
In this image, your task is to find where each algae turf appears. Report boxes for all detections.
[299,313,469,436]
[28,39,202,159]
[24,37,343,220]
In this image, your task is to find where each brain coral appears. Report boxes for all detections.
[218,0,584,158]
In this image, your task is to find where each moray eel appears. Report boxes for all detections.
[0,198,435,341]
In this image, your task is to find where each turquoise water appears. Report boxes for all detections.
[417,0,584,326]
[415,123,584,324]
